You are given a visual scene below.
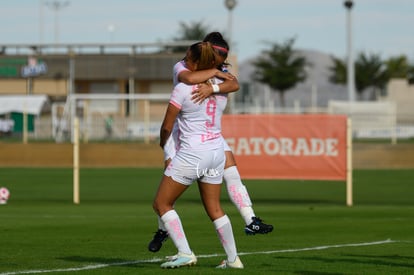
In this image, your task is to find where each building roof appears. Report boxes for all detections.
[0,95,48,115]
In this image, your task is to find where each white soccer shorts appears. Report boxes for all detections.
[164,148,225,185]
[164,135,231,161]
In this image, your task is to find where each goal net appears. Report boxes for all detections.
[328,100,397,143]
[53,93,170,143]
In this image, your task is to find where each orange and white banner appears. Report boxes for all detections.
[222,114,348,181]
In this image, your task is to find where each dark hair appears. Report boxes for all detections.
[185,41,216,71]
[203,32,229,58]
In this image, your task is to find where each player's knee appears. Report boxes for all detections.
[206,206,224,221]
[152,200,160,215]
[224,151,237,168]
[153,199,171,216]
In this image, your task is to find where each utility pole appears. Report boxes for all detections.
[45,0,69,45]
[344,0,355,103]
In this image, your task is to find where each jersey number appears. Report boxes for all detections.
[205,99,217,128]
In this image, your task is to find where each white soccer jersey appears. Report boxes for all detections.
[164,61,231,160]
[173,60,188,87]
[164,60,189,160]
[170,82,227,151]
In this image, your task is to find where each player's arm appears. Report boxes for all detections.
[178,68,234,84]
[191,75,239,104]
[159,103,180,149]
[212,74,239,94]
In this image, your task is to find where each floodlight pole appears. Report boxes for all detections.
[46,0,69,45]
[344,0,355,103]
[39,0,44,45]
[224,0,237,113]
[224,0,237,50]
[107,24,116,43]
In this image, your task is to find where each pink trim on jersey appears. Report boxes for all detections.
[173,60,190,87]
[170,100,181,110]
[201,132,222,142]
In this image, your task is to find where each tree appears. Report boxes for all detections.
[329,53,413,99]
[385,55,410,78]
[169,21,211,53]
[252,38,307,107]
[355,52,388,99]
[173,21,210,41]
[408,65,414,84]
[329,56,347,84]
[329,52,388,99]
[384,55,414,84]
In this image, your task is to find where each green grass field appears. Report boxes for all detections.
[0,168,413,274]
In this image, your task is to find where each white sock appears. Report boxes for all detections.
[160,210,192,255]
[224,166,255,225]
[157,215,167,231]
[214,215,237,263]
[240,206,255,225]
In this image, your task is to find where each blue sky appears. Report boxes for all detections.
[1,0,413,62]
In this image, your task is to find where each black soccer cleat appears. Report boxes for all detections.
[148,229,169,252]
[244,217,274,235]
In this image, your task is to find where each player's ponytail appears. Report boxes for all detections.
[197,42,216,71]
[186,41,217,71]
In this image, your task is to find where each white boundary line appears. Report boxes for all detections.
[0,239,399,275]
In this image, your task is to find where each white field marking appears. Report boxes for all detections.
[0,239,399,275]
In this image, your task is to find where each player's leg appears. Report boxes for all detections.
[223,142,273,235]
[153,175,197,268]
[197,148,243,269]
[148,133,176,252]
[198,181,243,269]
[223,150,255,222]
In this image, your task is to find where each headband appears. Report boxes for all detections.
[212,45,229,54]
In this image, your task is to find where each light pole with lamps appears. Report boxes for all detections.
[224,0,237,50]
[344,0,355,103]
[45,0,69,45]
[224,0,237,113]
[107,24,116,43]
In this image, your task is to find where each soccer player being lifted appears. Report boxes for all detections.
[153,41,242,268]
[148,32,273,254]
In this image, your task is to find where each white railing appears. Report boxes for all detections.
[18,96,414,143]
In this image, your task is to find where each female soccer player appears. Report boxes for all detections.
[152,41,243,269]
[149,32,273,255]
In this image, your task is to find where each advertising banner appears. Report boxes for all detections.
[222,114,348,181]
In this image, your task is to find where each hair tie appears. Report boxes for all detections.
[212,45,228,53]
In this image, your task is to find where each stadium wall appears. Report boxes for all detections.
[0,143,414,169]
[0,143,162,168]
